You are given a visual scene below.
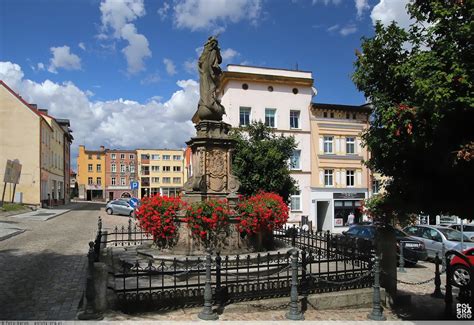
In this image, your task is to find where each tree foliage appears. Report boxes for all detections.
[231,121,298,202]
[353,0,473,219]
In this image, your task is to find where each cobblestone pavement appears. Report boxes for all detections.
[0,202,129,320]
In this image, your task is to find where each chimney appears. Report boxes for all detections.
[30,104,38,109]
[100,145,105,151]
[39,109,48,115]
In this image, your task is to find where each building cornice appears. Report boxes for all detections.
[220,71,314,90]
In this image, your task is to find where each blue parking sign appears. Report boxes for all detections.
[130,181,139,190]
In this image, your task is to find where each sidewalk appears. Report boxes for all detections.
[7,207,71,221]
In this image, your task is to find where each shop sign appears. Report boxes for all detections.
[333,192,365,199]
[335,218,344,227]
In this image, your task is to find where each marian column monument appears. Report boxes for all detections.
[183,37,240,206]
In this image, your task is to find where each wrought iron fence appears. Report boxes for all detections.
[93,219,375,313]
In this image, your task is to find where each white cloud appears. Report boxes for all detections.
[99,0,151,74]
[172,0,262,31]
[157,2,170,20]
[37,63,45,71]
[327,24,339,32]
[371,0,413,30]
[78,42,86,50]
[312,0,341,5]
[47,46,82,73]
[355,0,369,18]
[221,48,240,62]
[0,61,199,168]
[163,58,177,76]
[183,59,198,75]
[339,24,357,36]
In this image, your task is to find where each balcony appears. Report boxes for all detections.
[141,177,150,187]
[141,170,150,176]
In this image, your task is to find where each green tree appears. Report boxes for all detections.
[231,121,298,202]
[353,0,473,220]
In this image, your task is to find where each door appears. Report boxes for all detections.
[109,192,114,201]
[420,228,443,258]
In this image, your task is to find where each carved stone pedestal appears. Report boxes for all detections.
[183,120,240,206]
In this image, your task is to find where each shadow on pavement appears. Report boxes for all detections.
[0,248,87,320]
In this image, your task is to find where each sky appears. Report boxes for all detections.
[0,0,413,169]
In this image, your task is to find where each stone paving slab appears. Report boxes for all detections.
[7,208,71,221]
[0,221,26,241]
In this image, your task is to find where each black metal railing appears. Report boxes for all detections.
[93,219,375,313]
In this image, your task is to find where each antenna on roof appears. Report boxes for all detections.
[295,62,299,71]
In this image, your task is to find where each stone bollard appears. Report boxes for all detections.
[398,241,406,273]
[77,241,103,320]
[431,252,444,298]
[368,255,386,321]
[286,249,304,320]
[198,248,218,320]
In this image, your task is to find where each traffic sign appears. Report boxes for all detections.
[129,197,139,208]
[130,181,139,190]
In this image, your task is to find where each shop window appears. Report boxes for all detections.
[291,191,301,211]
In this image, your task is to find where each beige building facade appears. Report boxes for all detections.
[76,145,106,200]
[136,149,185,199]
[0,81,72,207]
[310,103,372,232]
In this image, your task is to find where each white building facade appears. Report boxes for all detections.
[220,65,316,223]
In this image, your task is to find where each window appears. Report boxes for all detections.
[346,113,350,119]
[120,154,125,159]
[173,155,181,161]
[290,150,301,170]
[141,154,149,160]
[152,177,160,183]
[242,83,248,90]
[88,154,92,159]
[163,155,171,161]
[151,154,160,160]
[151,166,160,172]
[352,113,357,119]
[88,177,93,185]
[290,191,301,211]
[239,107,251,126]
[346,137,355,154]
[88,164,93,172]
[265,108,276,127]
[97,177,102,185]
[120,177,126,186]
[111,153,116,160]
[120,164,125,173]
[323,112,328,118]
[324,170,333,186]
[346,170,355,187]
[111,177,116,185]
[111,163,116,172]
[173,166,181,172]
[330,112,334,118]
[267,86,274,92]
[129,154,134,159]
[292,88,299,95]
[96,164,101,172]
[173,177,181,184]
[323,136,334,154]
[372,179,380,194]
[130,165,135,173]
[290,110,300,129]
[163,166,171,172]
[163,177,171,184]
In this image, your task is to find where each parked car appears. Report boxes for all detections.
[403,225,474,259]
[445,224,474,241]
[450,247,474,287]
[105,200,135,216]
[339,224,427,266]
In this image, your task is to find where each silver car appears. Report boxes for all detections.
[445,224,474,241]
[403,225,474,259]
[105,200,135,216]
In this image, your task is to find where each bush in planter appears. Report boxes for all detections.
[183,199,231,249]
[135,194,183,248]
[236,192,289,235]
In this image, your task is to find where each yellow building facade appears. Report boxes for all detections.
[310,103,372,232]
[77,145,106,200]
[136,149,185,198]
[0,81,71,207]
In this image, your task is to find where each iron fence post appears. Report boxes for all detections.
[444,253,453,316]
[77,241,103,320]
[398,241,406,273]
[431,252,444,298]
[215,252,223,306]
[199,248,218,320]
[286,249,304,320]
[291,224,296,247]
[368,255,386,321]
[301,248,307,295]
[128,217,132,242]
[94,216,102,261]
[441,243,446,273]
